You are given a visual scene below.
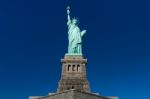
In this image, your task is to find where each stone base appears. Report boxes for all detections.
[57,55,90,93]
[29,90,118,99]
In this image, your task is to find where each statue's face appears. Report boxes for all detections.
[72,19,77,25]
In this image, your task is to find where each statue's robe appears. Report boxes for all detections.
[67,22,82,53]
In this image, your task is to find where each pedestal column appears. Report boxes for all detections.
[57,55,90,93]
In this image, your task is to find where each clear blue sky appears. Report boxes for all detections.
[0,0,150,99]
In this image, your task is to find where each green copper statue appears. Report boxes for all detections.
[66,6,86,55]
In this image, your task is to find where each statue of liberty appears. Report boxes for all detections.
[66,6,86,55]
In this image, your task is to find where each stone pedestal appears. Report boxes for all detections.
[28,55,119,99]
[57,55,90,93]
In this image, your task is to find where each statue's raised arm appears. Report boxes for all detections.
[67,6,71,25]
